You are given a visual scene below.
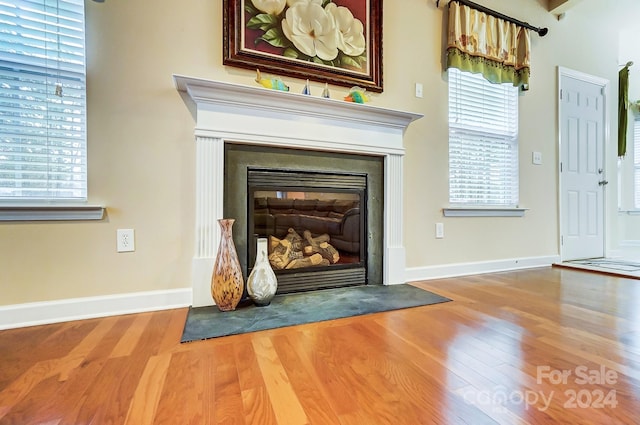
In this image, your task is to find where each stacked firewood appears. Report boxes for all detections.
[268,228,340,270]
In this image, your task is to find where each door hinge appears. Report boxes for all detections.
[560,89,563,100]
[561,235,564,245]
[560,162,563,172]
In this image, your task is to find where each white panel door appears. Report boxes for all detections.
[559,70,607,260]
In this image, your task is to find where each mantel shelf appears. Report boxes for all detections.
[173,75,423,131]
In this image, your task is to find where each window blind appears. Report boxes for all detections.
[634,118,640,208]
[448,68,519,206]
[0,0,86,201]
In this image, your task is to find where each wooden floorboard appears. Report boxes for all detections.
[1,266,639,424]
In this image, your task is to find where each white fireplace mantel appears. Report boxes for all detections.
[173,75,423,307]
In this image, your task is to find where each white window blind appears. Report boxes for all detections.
[634,118,640,208]
[448,68,519,206]
[0,0,86,201]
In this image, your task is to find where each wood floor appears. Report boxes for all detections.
[1,266,639,424]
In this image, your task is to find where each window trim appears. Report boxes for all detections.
[442,207,527,217]
[634,116,640,209]
[0,204,104,221]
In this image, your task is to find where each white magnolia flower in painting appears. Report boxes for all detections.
[286,0,322,7]
[281,3,339,61]
[252,0,286,15]
[325,3,366,56]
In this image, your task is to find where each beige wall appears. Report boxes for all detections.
[0,0,636,306]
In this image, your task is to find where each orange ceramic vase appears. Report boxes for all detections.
[211,219,244,311]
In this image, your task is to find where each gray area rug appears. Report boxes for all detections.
[181,284,451,342]
[567,258,640,272]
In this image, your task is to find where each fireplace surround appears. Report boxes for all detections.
[225,144,383,294]
[174,75,422,307]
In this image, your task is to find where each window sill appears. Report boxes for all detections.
[618,210,640,216]
[443,207,527,217]
[0,205,105,222]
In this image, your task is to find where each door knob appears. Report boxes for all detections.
[599,180,609,186]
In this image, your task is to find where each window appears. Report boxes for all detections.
[634,117,640,208]
[0,0,86,201]
[448,68,519,207]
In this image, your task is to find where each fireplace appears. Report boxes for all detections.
[173,75,422,307]
[224,143,384,294]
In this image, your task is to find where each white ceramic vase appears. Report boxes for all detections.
[247,238,278,306]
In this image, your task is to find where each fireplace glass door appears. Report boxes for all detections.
[248,168,367,293]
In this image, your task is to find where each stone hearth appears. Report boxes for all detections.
[174,75,422,307]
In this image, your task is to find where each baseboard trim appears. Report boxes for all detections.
[405,255,560,282]
[0,288,192,330]
[1,256,560,330]
[618,240,640,248]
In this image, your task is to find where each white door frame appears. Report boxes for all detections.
[557,66,610,261]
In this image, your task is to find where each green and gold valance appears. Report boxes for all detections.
[446,1,531,90]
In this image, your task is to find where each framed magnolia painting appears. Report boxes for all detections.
[223,0,383,92]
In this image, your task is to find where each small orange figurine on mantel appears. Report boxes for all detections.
[211,218,244,311]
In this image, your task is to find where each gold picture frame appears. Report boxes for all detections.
[223,0,383,92]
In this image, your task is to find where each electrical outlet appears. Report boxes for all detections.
[532,151,543,165]
[117,229,135,252]
[435,222,444,239]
